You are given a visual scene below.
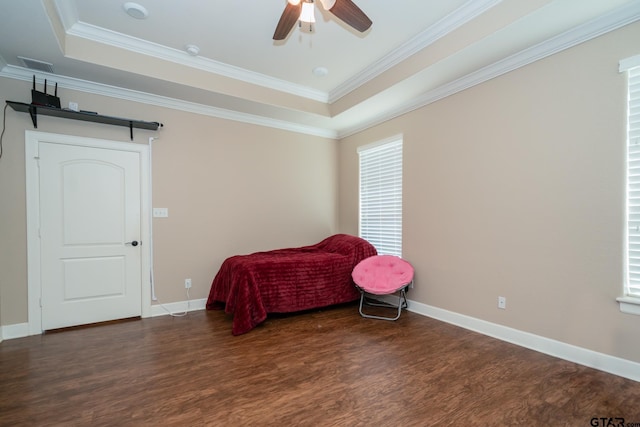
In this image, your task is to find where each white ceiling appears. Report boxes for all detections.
[1,0,640,138]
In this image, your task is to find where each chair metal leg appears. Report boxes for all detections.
[358,286,408,321]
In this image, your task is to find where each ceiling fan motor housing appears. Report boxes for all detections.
[319,0,337,10]
[275,0,370,41]
[287,0,337,10]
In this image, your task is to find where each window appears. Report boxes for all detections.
[358,137,403,257]
[624,59,640,301]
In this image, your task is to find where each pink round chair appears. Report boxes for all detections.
[351,255,414,320]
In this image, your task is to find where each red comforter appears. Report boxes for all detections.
[206,234,377,335]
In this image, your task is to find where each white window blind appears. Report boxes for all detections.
[358,138,403,257]
[626,65,640,298]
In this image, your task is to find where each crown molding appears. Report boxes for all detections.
[0,65,337,139]
[337,0,640,138]
[4,1,638,141]
[50,0,78,31]
[327,0,502,103]
[56,0,500,107]
[65,22,329,103]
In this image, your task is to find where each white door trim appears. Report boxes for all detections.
[25,131,152,335]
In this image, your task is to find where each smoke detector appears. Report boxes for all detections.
[313,66,328,77]
[123,2,149,19]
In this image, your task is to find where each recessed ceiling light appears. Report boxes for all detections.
[123,2,149,19]
[185,44,200,56]
[313,66,329,77]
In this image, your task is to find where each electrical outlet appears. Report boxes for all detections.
[185,278,192,289]
[153,208,169,218]
[498,296,506,309]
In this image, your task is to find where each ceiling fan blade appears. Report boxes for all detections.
[328,0,372,32]
[273,2,302,40]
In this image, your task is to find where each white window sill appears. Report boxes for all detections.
[617,296,640,315]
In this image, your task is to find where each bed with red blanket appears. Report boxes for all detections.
[206,234,377,335]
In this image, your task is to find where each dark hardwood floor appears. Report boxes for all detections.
[1,304,639,426]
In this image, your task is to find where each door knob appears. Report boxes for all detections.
[126,240,139,247]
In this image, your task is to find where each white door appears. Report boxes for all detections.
[38,141,143,330]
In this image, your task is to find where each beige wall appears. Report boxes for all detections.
[339,21,640,363]
[0,78,338,325]
[2,18,639,366]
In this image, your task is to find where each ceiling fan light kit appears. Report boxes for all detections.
[273,0,371,41]
[299,2,316,23]
[299,1,316,32]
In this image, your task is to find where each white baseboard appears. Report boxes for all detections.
[0,299,208,341]
[1,322,30,340]
[150,298,207,317]
[401,298,640,383]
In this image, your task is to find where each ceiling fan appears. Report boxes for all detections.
[273,0,372,40]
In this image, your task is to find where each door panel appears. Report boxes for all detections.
[62,161,125,245]
[39,142,142,330]
[62,256,125,300]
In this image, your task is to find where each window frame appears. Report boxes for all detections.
[357,135,403,257]
[619,54,640,315]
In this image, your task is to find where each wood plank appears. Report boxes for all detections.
[1,304,639,425]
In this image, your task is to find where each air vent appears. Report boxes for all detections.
[18,56,55,73]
